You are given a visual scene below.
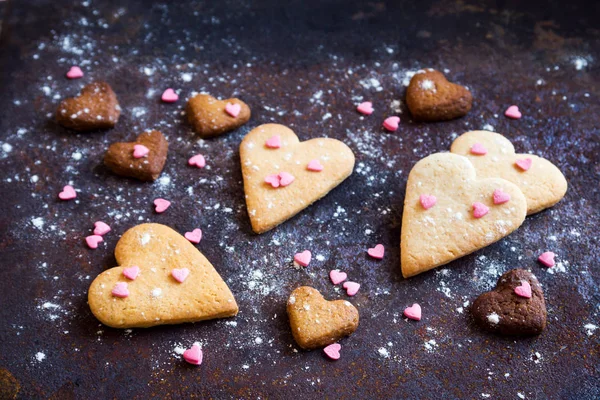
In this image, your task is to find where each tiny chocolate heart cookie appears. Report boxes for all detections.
[406,69,472,122]
[287,286,359,349]
[471,268,547,336]
[186,93,251,138]
[56,81,121,131]
[104,130,168,181]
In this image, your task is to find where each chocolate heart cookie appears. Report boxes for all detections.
[186,93,251,138]
[56,81,121,131]
[104,130,168,181]
[471,269,547,335]
[406,69,472,122]
[287,286,359,349]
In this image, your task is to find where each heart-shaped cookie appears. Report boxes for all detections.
[471,268,547,335]
[240,124,355,234]
[186,93,251,138]
[450,130,568,214]
[88,223,238,328]
[104,130,168,181]
[401,153,527,278]
[406,69,472,122]
[287,286,359,349]
[56,81,121,131]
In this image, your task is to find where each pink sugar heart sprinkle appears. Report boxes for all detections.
[367,244,385,260]
[264,174,280,188]
[133,144,150,159]
[470,143,488,155]
[85,235,103,249]
[323,343,341,360]
[356,102,374,115]
[307,159,324,172]
[419,194,437,210]
[265,135,281,149]
[154,198,171,213]
[538,251,556,267]
[515,158,532,171]
[58,185,77,200]
[225,102,241,117]
[403,303,422,321]
[172,268,190,283]
[161,88,179,103]
[188,154,206,168]
[111,282,129,298]
[278,172,295,187]
[184,228,202,244]
[122,266,140,280]
[93,221,111,236]
[294,250,312,267]
[183,344,203,365]
[343,281,360,296]
[66,66,84,79]
[514,280,532,298]
[505,105,522,119]
[382,116,400,132]
[472,202,490,218]
[329,269,347,285]
[492,189,511,205]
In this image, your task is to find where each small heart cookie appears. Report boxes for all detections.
[471,268,547,335]
[240,124,355,234]
[406,69,472,122]
[88,223,238,328]
[104,130,168,181]
[56,81,121,131]
[450,130,568,214]
[287,286,359,349]
[186,93,250,138]
[401,153,527,278]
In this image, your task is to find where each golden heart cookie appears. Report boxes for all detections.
[401,153,527,278]
[450,130,568,214]
[186,93,250,138]
[287,286,359,349]
[240,124,355,234]
[88,223,238,328]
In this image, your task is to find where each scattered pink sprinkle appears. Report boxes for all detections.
[183,344,203,365]
[111,282,129,298]
[323,343,341,360]
[514,280,532,298]
[133,144,149,159]
[122,266,140,280]
[329,269,347,285]
[294,250,311,267]
[343,281,360,296]
[58,185,77,200]
[403,303,421,321]
[367,244,385,259]
[515,158,532,171]
[265,135,281,149]
[382,116,400,132]
[184,228,202,244]
[225,102,241,117]
[538,252,556,267]
[172,268,190,283]
[307,159,324,172]
[66,66,84,79]
[85,235,103,249]
[153,198,171,213]
[472,202,489,218]
[470,143,488,155]
[356,102,374,115]
[505,105,522,119]
[492,189,511,205]
[265,172,295,188]
[188,154,206,168]
[419,194,437,210]
[93,221,111,236]
[161,88,179,103]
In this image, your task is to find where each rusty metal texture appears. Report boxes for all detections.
[0,0,599,399]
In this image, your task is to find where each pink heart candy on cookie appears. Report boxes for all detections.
[367,244,385,259]
[172,268,190,283]
[122,266,140,280]
[225,102,241,118]
[515,158,532,171]
[133,144,150,159]
[154,198,171,213]
[184,228,202,244]
[472,202,489,218]
[183,344,203,365]
[323,343,341,360]
[161,88,179,103]
[419,194,437,210]
[329,269,347,285]
[470,143,488,155]
[514,280,532,298]
[58,185,77,200]
[403,303,421,321]
[278,172,295,187]
[492,189,511,204]
[343,281,360,296]
[93,221,111,236]
[294,250,312,267]
[111,282,129,298]
[265,135,281,149]
[307,159,324,172]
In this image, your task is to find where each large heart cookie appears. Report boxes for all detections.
[406,69,472,122]
[56,81,121,131]
[471,268,547,335]
[104,130,168,181]
[287,286,359,349]
[88,223,238,328]
[450,130,568,214]
[186,93,251,138]
[401,153,527,278]
[240,124,355,234]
